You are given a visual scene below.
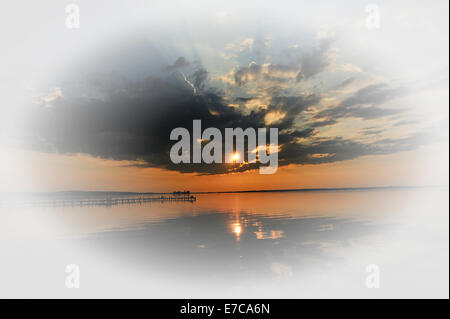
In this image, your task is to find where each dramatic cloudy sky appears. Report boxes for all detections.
[0,0,448,192]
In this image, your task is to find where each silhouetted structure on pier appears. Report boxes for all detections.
[172,190,195,201]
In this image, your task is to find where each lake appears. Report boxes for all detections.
[0,188,448,298]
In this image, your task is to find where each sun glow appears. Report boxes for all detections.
[232,152,240,162]
[232,223,242,241]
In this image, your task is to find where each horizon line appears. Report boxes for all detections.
[1,184,447,196]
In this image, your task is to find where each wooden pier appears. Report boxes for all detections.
[1,194,197,208]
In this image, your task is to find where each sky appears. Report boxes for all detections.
[0,0,448,192]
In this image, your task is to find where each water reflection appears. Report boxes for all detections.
[231,222,242,241]
[61,190,414,288]
[16,191,406,283]
[28,190,408,237]
[77,206,384,283]
[1,189,447,297]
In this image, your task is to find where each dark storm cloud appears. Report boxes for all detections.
[315,83,408,121]
[165,57,190,72]
[361,128,383,135]
[339,83,408,109]
[278,125,439,166]
[234,97,256,103]
[271,95,319,115]
[232,38,332,88]
[310,119,338,128]
[192,67,208,90]
[232,61,306,87]
[280,137,372,165]
[296,37,332,81]
[234,62,263,86]
[25,72,270,174]
[337,77,357,88]
[22,56,432,175]
[268,95,320,130]
[291,128,316,138]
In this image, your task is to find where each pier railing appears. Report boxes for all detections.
[0,194,197,208]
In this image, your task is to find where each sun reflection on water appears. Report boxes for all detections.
[232,223,242,241]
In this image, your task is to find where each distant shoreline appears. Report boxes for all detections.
[191,185,437,194]
[1,185,444,199]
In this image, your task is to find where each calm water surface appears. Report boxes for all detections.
[1,189,448,298]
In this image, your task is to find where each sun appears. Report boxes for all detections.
[232,152,240,162]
